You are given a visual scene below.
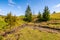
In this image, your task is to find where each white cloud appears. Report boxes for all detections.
[8,0,22,12]
[8,0,16,4]
[8,3,14,7]
[8,0,16,7]
[54,3,60,8]
[51,3,60,12]
[17,6,21,9]
[0,9,5,15]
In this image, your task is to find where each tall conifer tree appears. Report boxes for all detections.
[43,6,50,21]
[25,5,32,22]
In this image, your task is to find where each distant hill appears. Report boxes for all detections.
[50,12,60,20]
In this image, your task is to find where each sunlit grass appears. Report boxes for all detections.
[50,13,60,20]
[2,27,60,40]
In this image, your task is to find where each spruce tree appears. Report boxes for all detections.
[37,12,42,21]
[43,6,50,21]
[25,5,32,22]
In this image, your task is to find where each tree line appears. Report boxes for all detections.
[25,5,50,22]
[4,5,50,27]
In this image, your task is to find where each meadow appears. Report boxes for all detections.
[1,27,60,40]
[0,12,60,40]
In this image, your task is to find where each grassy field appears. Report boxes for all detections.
[0,16,7,30]
[1,27,60,40]
[50,12,60,20]
[0,13,60,40]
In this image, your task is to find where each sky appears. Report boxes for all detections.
[0,0,60,16]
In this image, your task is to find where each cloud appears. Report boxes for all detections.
[54,3,60,8]
[51,3,60,12]
[8,0,16,7]
[17,6,21,9]
[0,9,5,15]
[8,0,22,12]
[8,3,14,7]
[8,0,16,4]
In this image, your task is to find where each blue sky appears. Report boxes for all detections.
[0,0,60,16]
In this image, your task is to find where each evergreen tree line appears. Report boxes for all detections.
[4,5,50,27]
[25,5,50,22]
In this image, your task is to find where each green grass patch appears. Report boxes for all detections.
[19,27,60,40]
